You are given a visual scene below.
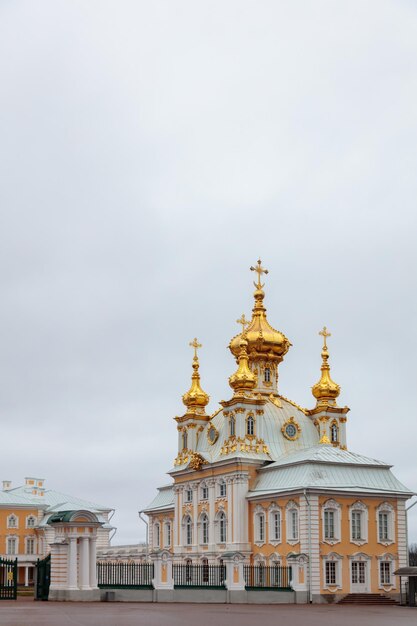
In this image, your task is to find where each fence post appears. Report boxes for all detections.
[223,552,246,592]
[150,550,174,592]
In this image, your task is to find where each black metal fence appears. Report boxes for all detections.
[173,564,226,588]
[0,557,17,600]
[35,554,51,601]
[97,562,154,588]
[244,565,292,590]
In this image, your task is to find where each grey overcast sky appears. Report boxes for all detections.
[0,0,416,545]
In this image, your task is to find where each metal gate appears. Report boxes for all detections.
[35,554,51,601]
[0,557,18,600]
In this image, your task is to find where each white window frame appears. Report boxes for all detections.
[330,422,339,443]
[378,554,396,590]
[200,483,209,501]
[185,488,193,503]
[218,511,227,544]
[322,552,343,590]
[6,536,17,555]
[201,513,209,545]
[246,414,255,436]
[7,514,18,529]
[218,480,226,498]
[376,502,395,546]
[322,499,341,545]
[163,520,171,548]
[26,515,36,529]
[268,504,281,545]
[286,501,299,544]
[25,536,35,555]
[184,515,193,546]
[349,501,368,545]
[154,522,160,548]
[229,415,236,437]
[254,505,266,546]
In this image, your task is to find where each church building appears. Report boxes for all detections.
[144,261,412,602]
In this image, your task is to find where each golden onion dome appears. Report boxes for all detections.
[229,336,257,394]
[312,327,340,405]
[182,338,209,411]
[229,260,291,364]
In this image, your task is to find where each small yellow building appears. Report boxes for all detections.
[0,477,114,587]
[145,261,413,602]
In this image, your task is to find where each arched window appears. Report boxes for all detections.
[185,516,193,545]
[247,414,255,436]
[26,516,36,529]
[7,514,18,529]
[164,521,171,547]
[254,507,266,543]
[219,511,227,543]
[154,522,160,548]
[264,368,271,383]
[182,430,188,450]
[201,514,209,545]
[229,415,235,437]
[331,423,339,443]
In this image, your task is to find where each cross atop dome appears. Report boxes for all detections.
[250,259,269,289]
[189,337,202,360]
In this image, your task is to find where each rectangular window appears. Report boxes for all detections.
[258,515,265,542]
[325,561,337,586]
[378,513,389,541]
[185,489,193,503]
[154,524,160,547]
[351,511,362,540]
[273,512,281,541]
[165,523,171,547]
[289,510,298,541]
[324,510,335,540]
[201,486,208,500]
[26,537,35,555]
[380,561,391,585]
[219,482,226,498]
[186,521,192,545]
[7,537,17,555]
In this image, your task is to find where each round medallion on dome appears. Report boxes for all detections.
[207,425,218,445]
[281,416,301,441]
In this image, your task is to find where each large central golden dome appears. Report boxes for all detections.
[228,260,291,364]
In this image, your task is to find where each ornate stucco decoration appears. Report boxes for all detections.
[220,435,269,456]
[188,453,207,471]
[207,424,219,445]
[281,416,301,441]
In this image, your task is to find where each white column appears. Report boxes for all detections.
[173,487,180,549]
[232,478,238,545]
[79,536,90,590]
[68,537,78,589]
[24,566,29,587]
[89,536,98,589]
[226,478,233,545]
[193,483,199,551]
[208,479,216,552]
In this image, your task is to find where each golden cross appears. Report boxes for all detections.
[236,313,250,334]
[189,337,202,359]
[319,326,331,348]
[250,259,268,289]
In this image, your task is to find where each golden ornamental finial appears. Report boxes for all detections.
[319,433,331,444]
[189,337,202,360]
[236,313,250,334]
[312,326,340,406]
[250,259,268,289]
[319,326,331,349]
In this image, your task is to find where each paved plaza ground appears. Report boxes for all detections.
[0,600,416,626]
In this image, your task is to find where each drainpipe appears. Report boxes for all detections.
[304,489,313,603]
[138,510,149,562]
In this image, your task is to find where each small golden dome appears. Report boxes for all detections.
[182,338,209,412]
[229,260,291,364]
[229,336,257,394]
[312,327,340,406]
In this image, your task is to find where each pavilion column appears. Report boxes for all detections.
[68,537,78,589]
[24,566,29,587]
[89,536,98,589]
[79,536,90,590]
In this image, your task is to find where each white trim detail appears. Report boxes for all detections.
[349,501,368,546]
